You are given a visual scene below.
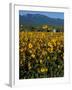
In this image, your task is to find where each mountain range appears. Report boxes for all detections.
[19,14,64,27]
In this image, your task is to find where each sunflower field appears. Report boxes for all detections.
[19,32,64,79]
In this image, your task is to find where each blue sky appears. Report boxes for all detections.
[19,10,64,19]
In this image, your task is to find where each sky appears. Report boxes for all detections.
[19,10,64,19]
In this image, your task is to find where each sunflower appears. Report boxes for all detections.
[47,56,50,60]
[40,67,48,73]
[31,54,35,58]
[48,47,53,53]
[20,48,24,52]
[45,68,48,72]
[28,43,33,49]
[40,59,43,64]
[41,68,45,73]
